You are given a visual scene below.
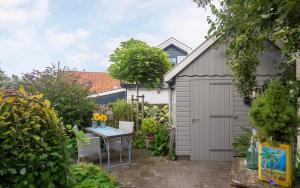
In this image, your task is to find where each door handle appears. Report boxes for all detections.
[191,118,199,124]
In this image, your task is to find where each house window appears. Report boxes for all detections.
[169,57,177,65]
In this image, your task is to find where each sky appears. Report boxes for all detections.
[0,0,212,76]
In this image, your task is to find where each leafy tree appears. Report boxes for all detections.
[108,39,171,91]
[21,65,95,129]
[249,80,299,143]
[194,0,300,96]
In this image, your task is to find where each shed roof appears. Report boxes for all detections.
[163,37,218,82]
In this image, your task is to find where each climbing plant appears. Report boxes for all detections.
[194,0,300,96]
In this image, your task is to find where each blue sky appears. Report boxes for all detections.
[0,0,212,76]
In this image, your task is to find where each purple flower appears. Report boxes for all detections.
[269,179,276,186]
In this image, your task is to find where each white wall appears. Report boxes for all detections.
[126,88,169,104]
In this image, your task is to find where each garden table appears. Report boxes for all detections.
[85,126,132,171]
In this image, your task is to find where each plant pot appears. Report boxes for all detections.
[145,135,154,149]
[258,143,292,187]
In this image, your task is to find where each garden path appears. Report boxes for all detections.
[107,150,232,188]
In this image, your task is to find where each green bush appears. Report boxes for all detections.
[141,118,159,136]
[249,80,299,143]
[144,105,169,125]
[133,130,146,149]
[21,66,96,130]
[109,100,132,125]
[232,128,252,157]
[67,163,118,188]
[148,126,170,156]
[0,87,71,187]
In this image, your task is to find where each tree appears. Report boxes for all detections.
[21,65,96,130]
[194,0,300,96]
[108,39,171,89]
[249,80,298,143]
[108,39,171,128]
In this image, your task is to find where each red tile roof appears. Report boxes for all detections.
[70,71,121,94]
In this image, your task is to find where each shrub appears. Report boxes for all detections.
[148,126,170,156]
[133,130,146,149]
[21,66,96,130]
[67,163,118,188]
[0,87,71,187]
[232,128,252,157]
[144,105,169,125]
[109,99,132,125]
[141,118,159,136]
[249,80,299,143]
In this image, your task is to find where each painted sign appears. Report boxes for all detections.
[258,143,292,187]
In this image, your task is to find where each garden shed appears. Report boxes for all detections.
[164,38,282,161]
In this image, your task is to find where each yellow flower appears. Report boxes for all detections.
[92,113,101,121]
[102,114,107,122]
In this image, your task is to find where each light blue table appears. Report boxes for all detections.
[85,126,132,171]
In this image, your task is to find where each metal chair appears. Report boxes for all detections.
[73,125,102,164]
[109,121,134,162]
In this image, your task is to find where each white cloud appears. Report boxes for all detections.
[0,0,29,8]
[161,3,211,49]
[64,52,99,65]
[46,28,90,49]
[0,0,49,28]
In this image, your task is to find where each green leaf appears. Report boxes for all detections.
[8,168,17,174]
[32,135,40,141]
[40,153,48,160]
[20,168,26,175]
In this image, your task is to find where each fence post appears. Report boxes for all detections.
[296,51,300,160]
[131,95,134,122]
[141,95,144,121]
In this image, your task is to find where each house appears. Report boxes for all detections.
[71,71,125,105]
[123,37,192,104]
[82,37,192,105]
[164,38,282,161]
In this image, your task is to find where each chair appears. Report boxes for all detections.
[73,125,102,164]
[109,121,134,162]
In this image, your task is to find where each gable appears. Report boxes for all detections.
[178,41,282,77]
[164,44,188,57]
[164,37,282,82]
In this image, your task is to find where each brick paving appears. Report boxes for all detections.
[108,150,232,188]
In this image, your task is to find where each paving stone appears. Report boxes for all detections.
[104,149,231,188]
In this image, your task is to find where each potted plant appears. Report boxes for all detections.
[141,118,159,148]
[92,113,108,127]
[249,80,299,187]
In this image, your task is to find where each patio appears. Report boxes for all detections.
[108,150,232,188]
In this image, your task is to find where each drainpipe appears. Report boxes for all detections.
[168,86,172,127]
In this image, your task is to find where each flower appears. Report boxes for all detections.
[92,113,107,122]
[269,178,276,186]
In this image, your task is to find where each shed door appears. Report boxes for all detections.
[191,80,234,161]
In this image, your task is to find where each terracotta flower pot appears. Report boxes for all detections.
[145,135,154,149]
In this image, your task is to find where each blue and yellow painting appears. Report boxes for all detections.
[261,146,286,181]
[258,143,292,187]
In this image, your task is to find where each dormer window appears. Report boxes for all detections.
[169,57,177,65]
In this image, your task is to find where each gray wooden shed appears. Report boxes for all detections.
[164,38,282,161]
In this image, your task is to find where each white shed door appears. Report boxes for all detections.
[191,80,234,161]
